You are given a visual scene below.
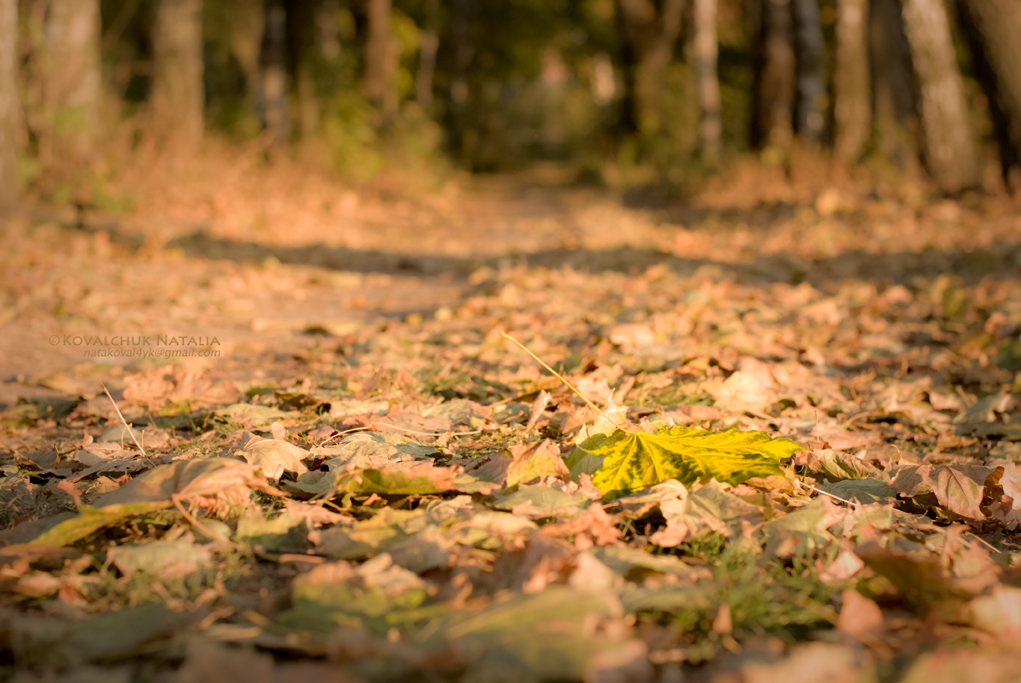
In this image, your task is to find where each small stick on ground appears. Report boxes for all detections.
[102,384,151,462]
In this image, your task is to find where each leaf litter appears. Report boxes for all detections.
[2,171,1021,681]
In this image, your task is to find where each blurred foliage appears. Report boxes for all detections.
[12,0,1011,196]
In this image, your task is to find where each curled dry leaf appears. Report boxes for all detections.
[712,358,778,414]
[890,463,995,521]
[236,437,310,480]
[97,457,287,506]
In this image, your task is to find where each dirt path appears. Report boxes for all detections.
[0,173,670,407]
[4,166,1019,411]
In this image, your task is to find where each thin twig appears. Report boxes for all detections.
[501,331,629,432]
[102,384,149,461]
[805,482,855,507]
[966,531,1002,555]
[317,425,371,447]
[170,494,239,550]
[370,422,482,438]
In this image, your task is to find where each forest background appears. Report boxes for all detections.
[2,2,1021,683]
[2,0,1021,205]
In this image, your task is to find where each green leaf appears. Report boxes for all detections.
[213,403,295,427]
[336,461,457,495]
[590,545,692,578]
[567,426,801,498]
[275,555,435,637]
[235,509,310,551]
[70,602,195,662]
[106,537,214,580]
[422,587,637,682]
[817,479,898,505]
[32,502,169,547]
[489,484,590,518]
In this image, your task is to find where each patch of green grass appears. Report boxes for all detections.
[644,535,843,663]
[0,398,80,428]
[244,384,281,400]
[150,411,206,430]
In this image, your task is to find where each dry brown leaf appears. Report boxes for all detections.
[713,357,777,414]
[236,437,310,480]
[836,588,884,638]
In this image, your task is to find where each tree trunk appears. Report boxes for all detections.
[613,0,641,134]
[900,0,979,193]
[833,0,869,161]
[868,0,916,171]
[791,0,824,141]
[41,0,101,169]
[260,0,289,148]
[151,0,204,155]
[614,0,684,137]
[364,0,397,125]
[416,0,439,108]
[751,0,795,150]
[955,0,1021,190]
[641,0,683,136]
[0,0,18,213]
[219,0,264,117]
[444,0,471,157]
[693,0,721,166]
[286,0,320,144]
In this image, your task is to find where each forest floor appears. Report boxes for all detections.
[1,150,1021,682]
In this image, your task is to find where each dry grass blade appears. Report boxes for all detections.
[501,331,630,432]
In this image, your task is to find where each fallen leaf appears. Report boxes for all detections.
[107,536,213,580]
[891,463,993,520]
[337,460,459,495]
[31,502,169,547]
[712,358,778,414]
[836,588,884,638]
[967,586,1021,642]
[566,426,801,498]
[506,440,570,486]
[96,457,286,506]
[235,437,310,479]
[651,481,764,547]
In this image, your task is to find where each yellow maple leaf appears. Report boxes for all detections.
[566,425,801,498]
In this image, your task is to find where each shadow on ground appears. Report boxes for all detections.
[57,192,1021,290]
[159,229,1021,290]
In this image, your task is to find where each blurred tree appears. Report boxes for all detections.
[205,0,265,135]
[955,0,1021,191]
[613,0,684,137]
[285,0,321,144]
[868,0,916,171]
[833,0,869,161]
[365,0,397,125]
[441,0,470,158]
[693,0,721,165]
[0,0,18,212]
[751,0,794,151]
[435,0,570,170]
[791,0,823,141]
[40,0,101,173]
[261,0,289,147]
[415,0,439,108]
[900,0,978,193]
[151,0,204,155]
